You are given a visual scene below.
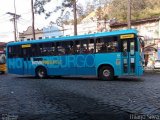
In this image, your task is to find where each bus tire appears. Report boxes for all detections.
[99,66,114,80]
[114,76,118,80]
[36,66,47,79]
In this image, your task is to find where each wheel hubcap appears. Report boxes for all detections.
[103,70,110,77]
[38,69,44,78]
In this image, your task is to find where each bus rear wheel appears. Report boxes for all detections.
[99,66,114,80]
[36,67,47,79]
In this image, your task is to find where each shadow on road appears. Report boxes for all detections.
[16,75,144,82]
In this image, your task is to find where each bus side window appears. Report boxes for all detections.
[62,41,73,55]
[68,41,74,55]
[75,41,80,54]
[104,36,118,53]
[57,42,65,55]
[31,44,40,57]
[8,47,12,58]
[81,39,89,54]
[100,44,107,53]
[51,43,56,55]
[9,45,22,58]
[96,38,104,53]
[88,39,95,53]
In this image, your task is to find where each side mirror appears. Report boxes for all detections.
[141,40,145,48]
[138,36,145,48]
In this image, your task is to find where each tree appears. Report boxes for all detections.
[108,0,160,22]
[31,0,35,40]
[34,0,51,14]
[109,0,147,21]
[34,0,84,36]
[96,6,109,31]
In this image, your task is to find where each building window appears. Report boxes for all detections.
[39,37,42,39]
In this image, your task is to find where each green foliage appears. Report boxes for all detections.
[34,0,160,25]
[108,0,160,22]
[34,0,51,14]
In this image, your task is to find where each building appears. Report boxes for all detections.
[110,16,160,65]
[110,17,160,39]
[43,25,63,38]
[19,26,43,41]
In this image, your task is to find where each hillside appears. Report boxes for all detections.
[108,0,160,22]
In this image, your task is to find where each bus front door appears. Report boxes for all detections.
[122,39,136,75]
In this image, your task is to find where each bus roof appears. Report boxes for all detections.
[7,29,137,46]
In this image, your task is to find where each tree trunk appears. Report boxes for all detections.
[73,0,77,35]
[127,0,131,29]
[31,0,36,40]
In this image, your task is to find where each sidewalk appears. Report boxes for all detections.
[144,66,160,73]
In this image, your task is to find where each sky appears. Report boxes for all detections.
[0,0,91,42]
[0,0,61,42]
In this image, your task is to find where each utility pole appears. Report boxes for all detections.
[31,0,36,40]
[73,0,77,35]
[127,0,131,29]
[7,12,20,41]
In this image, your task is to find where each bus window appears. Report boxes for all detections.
[88,39,95,53]
[61,41,74,55]
[57,42,65,55]
[123,41,128,56]
[81,40,89,54]
[31,44,40,57]
[104,36,118,52]
[75,40,88,54]
[75,41,80,54]
[130,41,135,56]
[38,43,54,56]
[96,36,118,53]
[96,38,104,53]
[8,45,22,58]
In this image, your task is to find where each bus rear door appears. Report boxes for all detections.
[121,35,136,75]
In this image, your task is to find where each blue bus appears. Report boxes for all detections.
[6,29,144,80]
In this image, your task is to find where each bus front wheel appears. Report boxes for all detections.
[36,67,47,79]
[99,66,114,80]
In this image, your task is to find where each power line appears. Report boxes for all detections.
[19,18,31,23]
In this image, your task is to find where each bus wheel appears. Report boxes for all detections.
[114,76,118,80]
[99,66,113,80]
[36,67,47,79]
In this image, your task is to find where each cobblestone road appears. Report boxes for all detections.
[0,71,160,120]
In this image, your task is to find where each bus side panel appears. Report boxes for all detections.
[7,58,24,75]
[42,56,74,76]
[43,55,96,76]
[24,58,36,76]
[95,53,122,76]
[75,54,96,76]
